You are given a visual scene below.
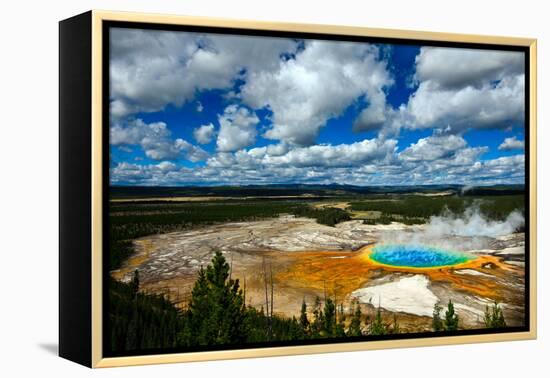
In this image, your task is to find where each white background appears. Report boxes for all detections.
[0,0,547,376]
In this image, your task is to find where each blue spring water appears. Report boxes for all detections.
[370,244,474,268]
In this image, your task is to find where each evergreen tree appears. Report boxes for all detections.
[484,302,507,328]
[184,266,210,344]
[311,296,323,338]
[338,303,345,324]
[243,306,269,343]
[495,305,506,328]
[347,300,363,337]
[444,300,459,331]
[370,305,387,336]
[299,298,310,336]
[109,277,181,352]
[288,316,303,340]
[334,303,346,337]
[322,297,336,337]
[183,251,246,346]
[432,303,444,332]
[130,269,140,297]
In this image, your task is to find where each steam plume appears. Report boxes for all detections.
[379,205,524,252]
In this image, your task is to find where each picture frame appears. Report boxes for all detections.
[59,10,537,368]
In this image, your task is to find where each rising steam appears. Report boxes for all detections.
[379,205,524,252]
[425,206,524,238]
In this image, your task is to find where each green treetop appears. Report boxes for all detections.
[432,303,444,332]
[484,302,507,328]
[370,305,387,336]
[347,299,363,337]
[184,251,246,346]
[444,300,459,331]
[299,298,310,335]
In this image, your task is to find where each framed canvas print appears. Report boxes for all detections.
[59,10,537,368]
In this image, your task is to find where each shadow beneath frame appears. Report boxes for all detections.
[38,343,58,356]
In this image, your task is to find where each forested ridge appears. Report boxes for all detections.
[351,195,524,221]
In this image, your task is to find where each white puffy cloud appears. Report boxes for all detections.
[110,28,297,118]
[389,134,498,185]
[216,105,259,152]
[400,134,467,162]
[110,119,208,161]
[157,161,177,172]
[207,137,397,170]
[193,123,215,144]
[263,138,398,168]
[449,154,525,185]
[266,143,289,156]
[414,47,524,89]
[240,41,393,145]
[111,119,168,145]
[405,74,524,132]
[174,139,210,162]
[111,161,180,184]
[499,136,524,151]
[353,101,389,132]
[395,47,525,133]
[110,29,197,118]
[364,47,526,138]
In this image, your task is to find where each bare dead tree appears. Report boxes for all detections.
[229,252,234,281]
[262,257,270,340]
[333,280,337,323]
[243,274,247,309]
[270,263,274,328]
[263,258,269,315]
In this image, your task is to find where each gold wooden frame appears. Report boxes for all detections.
[89,10,537,368]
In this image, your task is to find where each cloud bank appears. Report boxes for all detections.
[108,28,526,187]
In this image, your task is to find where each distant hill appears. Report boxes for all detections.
[109,183,525,199]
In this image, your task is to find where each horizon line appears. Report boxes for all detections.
[109,183,525,188]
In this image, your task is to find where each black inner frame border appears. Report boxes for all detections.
[101,20,531,359]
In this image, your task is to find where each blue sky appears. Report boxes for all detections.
[109,28,526,186]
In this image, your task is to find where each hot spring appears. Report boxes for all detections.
[369,244,475,268]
